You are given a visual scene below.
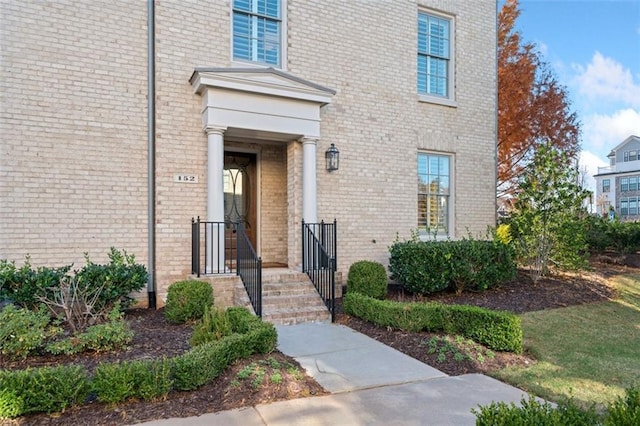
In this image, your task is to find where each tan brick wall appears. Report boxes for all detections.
[2,0,497,301]
[287,0,497,271]
[260,143,288,265]
[1,1,149,274]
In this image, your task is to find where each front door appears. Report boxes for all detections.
[224,152,257,252]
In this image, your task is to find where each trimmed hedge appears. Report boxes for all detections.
[343,291,522,353]
[389,238,516,295]
[0,307,277,418]
[0,365,90,418]
[347,260,388,300]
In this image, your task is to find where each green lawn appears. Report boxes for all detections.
[491,273,640,410]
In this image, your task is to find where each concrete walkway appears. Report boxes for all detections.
[140,322,529,426]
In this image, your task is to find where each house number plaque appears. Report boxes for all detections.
[173,174,198,183]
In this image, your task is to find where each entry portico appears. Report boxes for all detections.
[189,68,335,272]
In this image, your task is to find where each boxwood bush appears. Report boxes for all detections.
[389,237,516,295]
[164,279,214,324]
[475,385,640,425]
[343,291,522,353]
[474,395,602,425]
[0,307,277,417]
[347,260,388,299]
[0,365,90,418]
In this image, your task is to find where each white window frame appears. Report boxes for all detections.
[417,9,456,107]
[602,179,610,193]
[230,0,287,69]
[417,151,454,239]
[621,177,629,192]
[621,198,629,216]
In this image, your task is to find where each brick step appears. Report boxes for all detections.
[262,283,316,296]
[234,268,331,325]
[263,306,331,326]
[262,271,310,283]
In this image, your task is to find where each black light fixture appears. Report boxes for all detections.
[325,143,339,172]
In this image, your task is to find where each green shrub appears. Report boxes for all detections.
[347,260,388,299]
[389,237,516,295]
[164,279,214,324]
[190,305,232,346]
[441,305,522,353]
[606,385,640,425]
[474,395,602,425]
[0,258,71,309]
[172,312,276,391]
[343,292,444,332]
[46,307,133,355]
[343,292,522,353]
[74,248,148,313]
[0,365,90,418]
[586,216,640,254]
[0,305,57,359]
[1,307,276,416]
[93,358,172,404]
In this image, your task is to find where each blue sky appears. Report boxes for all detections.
[503,0,640,194]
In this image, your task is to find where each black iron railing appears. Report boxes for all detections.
[191,217,238,276]
[302,219,337,322]
[191,217,262,317]
[236,223,262,317]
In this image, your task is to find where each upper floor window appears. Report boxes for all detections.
[624,150,638,162]
[233,0,281,66]
[417,11,452,99]
[621,177,629,192]
[630,176,638,192]
[418,152,451,237]
[602,179,610,193]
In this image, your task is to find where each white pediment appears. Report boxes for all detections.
[190,67,335,105]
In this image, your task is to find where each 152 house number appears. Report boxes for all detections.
[173,174,198,183]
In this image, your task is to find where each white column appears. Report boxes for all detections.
[301,136,318,224]
[205,126,226,273]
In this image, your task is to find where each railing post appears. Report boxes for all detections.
[301,219,306,272]
[333,218,337,271]
[192,217,201,277]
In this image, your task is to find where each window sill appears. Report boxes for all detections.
[418,94,457,108]
[418,233,450,242]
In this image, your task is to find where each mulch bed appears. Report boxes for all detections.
[2,254,636,425]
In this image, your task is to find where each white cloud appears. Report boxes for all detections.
[572,52,640,108]
[582,108,640,151]
[578,150,608,210]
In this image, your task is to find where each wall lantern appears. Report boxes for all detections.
[325,143,340,172]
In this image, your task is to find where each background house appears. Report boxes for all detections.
[594,135,640,220]
[1,0,498,310]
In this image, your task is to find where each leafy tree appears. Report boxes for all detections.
[498,0,581,199]
[509,143,591,283]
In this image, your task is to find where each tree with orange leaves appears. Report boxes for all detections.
[497,0,580,200]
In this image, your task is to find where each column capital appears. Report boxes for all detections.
[300,136,319,145]
[204,125,227,136]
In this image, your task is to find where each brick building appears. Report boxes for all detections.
[1,1,498,313]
